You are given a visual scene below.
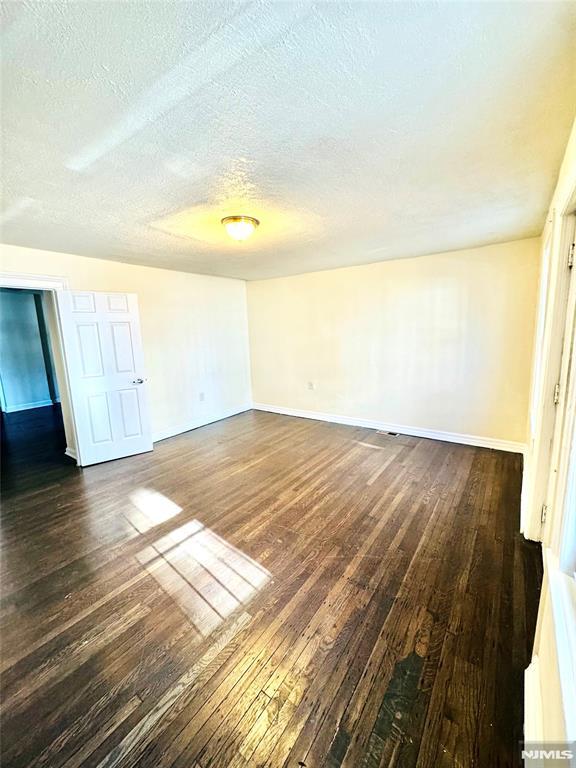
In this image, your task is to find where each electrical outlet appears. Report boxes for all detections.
[307,381,315,391]
[199,392,205,402]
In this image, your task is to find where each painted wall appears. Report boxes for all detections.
[0,244,252,442]
[248,237,541,447]
[0,289,58,412]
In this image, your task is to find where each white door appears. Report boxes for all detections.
[57,291,153,466]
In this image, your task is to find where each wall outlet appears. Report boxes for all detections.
[307,381,315,391]
[199,392,205,402]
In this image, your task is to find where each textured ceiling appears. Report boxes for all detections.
[1,1,575,280]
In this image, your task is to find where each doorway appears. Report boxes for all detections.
[0,274,153,468]
[0,288,75,496]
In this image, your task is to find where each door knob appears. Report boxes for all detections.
[132,378,144,384]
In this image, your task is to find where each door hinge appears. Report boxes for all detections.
[541,504,548,524]
[553,382,560,405]
[569,241,575,269]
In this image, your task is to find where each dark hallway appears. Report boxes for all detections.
[1,405,76,500]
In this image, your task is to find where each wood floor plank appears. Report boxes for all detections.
[0,406,542,768]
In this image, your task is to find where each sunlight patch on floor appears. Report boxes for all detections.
[126,488,183,533]
[136,518,271,637]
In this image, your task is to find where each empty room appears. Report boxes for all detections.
[1,2,575,767]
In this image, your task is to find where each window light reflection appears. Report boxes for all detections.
[127,488,182,533]
[136,519,271,638]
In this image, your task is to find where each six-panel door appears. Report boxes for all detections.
[57,291,153,466]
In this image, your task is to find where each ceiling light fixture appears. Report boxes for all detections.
[221,215,260,241]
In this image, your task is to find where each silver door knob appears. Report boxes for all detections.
[132,378,144,384]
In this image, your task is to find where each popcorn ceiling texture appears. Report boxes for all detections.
[1,1,575,280]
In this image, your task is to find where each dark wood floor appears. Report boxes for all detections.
[0,408,542,768]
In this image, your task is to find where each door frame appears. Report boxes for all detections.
[0,271,81,464]
[0,272,69,292]
[522,196,576,541]
[542,183,576,555]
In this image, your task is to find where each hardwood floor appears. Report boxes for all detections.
[0,409,542,768]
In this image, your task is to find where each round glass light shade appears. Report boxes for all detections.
[221,215,260,241]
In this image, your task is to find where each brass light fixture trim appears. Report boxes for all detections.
[221,215,260,241]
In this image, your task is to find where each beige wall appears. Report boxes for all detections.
[0,244,252,442]
[1,236,541,447]
[248,237,541,446]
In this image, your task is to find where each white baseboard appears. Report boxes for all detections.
[4,399,55,412]
[525,656,544,743]
[65,446,77,462]
[252,403,526,454]
[153,405,252,443]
